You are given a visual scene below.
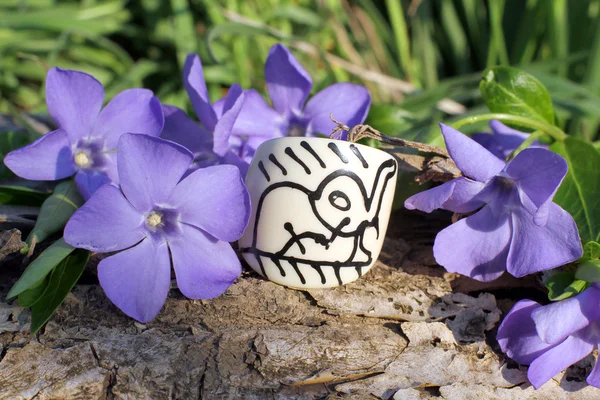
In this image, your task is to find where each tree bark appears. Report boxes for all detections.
[0,213,597,399]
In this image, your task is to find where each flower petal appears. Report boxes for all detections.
[472,121,532,159]
[433,205,510,281]
[98,238,171,322]
[169,224,241,299]
[231,89,283,138]
[117,133,193,212]
[497,299,555,365]
[92,88,163,149]
[527,335,593,389]
[405,180,456,213]
[531,287,600,345]
[441,177,486,213]
[304,83,371,136]
[265,44,312,114]
[507,148,567,214]
[4,129,76,180]
[213,85,244,157]
[183,54,218,131]
[45,67,104,142]
[220,150,250,177]
[507,203,583,277]
[74,170,112,200]
[439,123,505,182]
[64,184,145,252]
[586,358,600,388]
[169,164,250,242]
[160,105,213,158]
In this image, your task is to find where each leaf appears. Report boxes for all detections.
[30,249,89,334]
[0,185,50,206]
[546,271,589,301]
[480,66,555,126]
[550,137,600,243]
[582,241,600,261]
[206,22,283,63]
[25,180,84,247]
[6,238,75,299]
[18,275,50,307]
[0,130,29,178]
[267,6,323,28]
[575,260,600,282]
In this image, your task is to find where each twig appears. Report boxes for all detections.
[330,118,461,183]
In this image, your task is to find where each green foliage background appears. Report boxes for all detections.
[1,0,600,143]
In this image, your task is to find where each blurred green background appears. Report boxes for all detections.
[1,0,600,143]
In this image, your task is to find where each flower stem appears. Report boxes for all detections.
[452,113,567,141]
[506,130,544,161]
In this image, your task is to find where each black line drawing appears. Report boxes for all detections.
[258,161,270,182]
[285,147,311,174]
[301,140,326,168]
[269,154,287,175]
[328,142,349,163]
[350,144,369,168]
[242,143,397,286]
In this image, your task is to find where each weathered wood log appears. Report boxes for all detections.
[0,217,598,399]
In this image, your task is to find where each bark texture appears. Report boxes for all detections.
[0,214,598,399]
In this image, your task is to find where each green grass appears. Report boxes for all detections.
[1,0,600,141]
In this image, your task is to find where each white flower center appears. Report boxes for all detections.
[146,211,163,228]
[74,151,91,168]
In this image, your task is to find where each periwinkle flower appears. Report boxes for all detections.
[232,43,371,141]
[405,124,582,281]
[64,133,250,322]
[498,286,600,389]
[472,120,547,160]
[160,54,248,175]
[4,68,163,199]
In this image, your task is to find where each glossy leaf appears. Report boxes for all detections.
[0,131,29,178]
[6,238,75,299]
[17,275,50,307]
[582,241,600,261]
[25,180,84,247]
[30,249,89,334]
[0,185,50,206]
[546,271,589,301]
[480,66,555,126]
[575,260,600,282]
[550,137,600,243]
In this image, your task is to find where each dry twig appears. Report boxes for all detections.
[330,118,461,184]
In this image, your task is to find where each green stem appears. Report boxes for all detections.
[452,113,567,141]
[506,130,544,161]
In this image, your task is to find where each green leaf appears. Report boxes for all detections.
[30,249,89,334]
[6,238,75,299]
[0,185,50,206]
[546,271,589,301]
[206,22,283,63]
[267,6,323,28]
[0,131,29,178]
[582,241,600,261]
[550,137,600,243]
[17,275,50,307]
[26,181,83,247]
[575,260,600,282]
[480,66,555,126]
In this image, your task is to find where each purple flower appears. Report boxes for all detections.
[498,287,600,389]
[4,68,163,199]
[472,120,547,160]
[64,133,250,322]
[232,44,371,142]
[405,124,582,281]
[160,54,248,175]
